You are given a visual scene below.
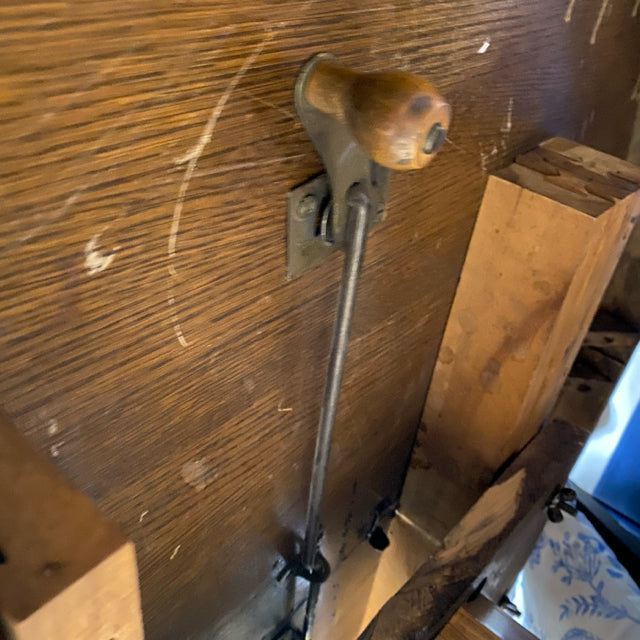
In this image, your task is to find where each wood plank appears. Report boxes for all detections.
[436,607,500,640]
[369,417,587,640]
[420,141,638,493]
[0,411,143,640]
[0,2,638,638]
[463,595,538,640]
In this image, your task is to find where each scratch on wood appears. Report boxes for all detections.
[590,0,610,44]
[500,97,514,134]
[277,400,293,413]
[21,187,86,243]
[170,544,181,560]
[239,89,296,120]
[479,143,498,173]
[445,137,472,155]
[50,441,65,458]
[166,32,274,347]
[564,0,577,22]
[139,510,149,523]
[169,32,274,260]
[632,74,640,100]
[580,117,589,140]
[84,231,119,275]
[167,287,189,347]
[194,154,306,179]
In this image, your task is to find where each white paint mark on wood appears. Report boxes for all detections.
[634,0,640,17]
[47,419,59,436]
[580,117,589,140]
[168,33,274,260]
[50,441,65,457]
[632,74,640,100]
[139,510,149,523]
[480,151,488,173]
[477,38,491,54]
[170,544,181,560]
[564,0,577,22]
[181,459,214,492]
[590,0,610,45]
[500,97,514,134]
[277,400,293,413]
[166,32,273,347]
[84,232,119,275]
[479,144,499,173]
[194,154,306,179]
[167,288,189,347]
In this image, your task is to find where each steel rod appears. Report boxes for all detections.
[301,190,370,639]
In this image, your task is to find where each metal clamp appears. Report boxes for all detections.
[286,54,389,279]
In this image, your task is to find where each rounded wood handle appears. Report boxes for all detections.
[304,57,451,170]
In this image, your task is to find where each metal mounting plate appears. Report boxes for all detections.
[286,173,332,280]
[286,173,387,279]
[286,54,390,280]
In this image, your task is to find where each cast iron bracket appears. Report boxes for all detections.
[286,54,390,280]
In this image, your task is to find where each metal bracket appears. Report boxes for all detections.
[276,548,331,585]
[286,54,390,279]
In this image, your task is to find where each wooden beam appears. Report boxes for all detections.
[461,595,538,640]
[368,417,587,640]
[420,138,639,492]
[0,411,144,640]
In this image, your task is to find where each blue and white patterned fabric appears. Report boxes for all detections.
[510,513,640,640]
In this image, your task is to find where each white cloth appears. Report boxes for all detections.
[510,513,640,640]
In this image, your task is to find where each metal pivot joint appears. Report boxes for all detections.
[284,53,451,639]
[287,54,389,279]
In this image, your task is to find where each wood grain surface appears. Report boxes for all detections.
[1,2,639,639]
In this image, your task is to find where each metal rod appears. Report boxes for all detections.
[301,190,370,639]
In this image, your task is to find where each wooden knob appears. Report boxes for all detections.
[304,57,451,170]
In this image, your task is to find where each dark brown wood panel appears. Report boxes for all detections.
[1,1,639,638]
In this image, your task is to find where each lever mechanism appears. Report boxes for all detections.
[287,54,451,278]
[286,55,450,640]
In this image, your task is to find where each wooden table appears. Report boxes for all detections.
[1,2,639,638]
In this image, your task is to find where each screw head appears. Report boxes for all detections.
[296,194,318,220]
[423,122,447,155]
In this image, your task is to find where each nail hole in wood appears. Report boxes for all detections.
[604,336,614,344]
[578,383,591,392]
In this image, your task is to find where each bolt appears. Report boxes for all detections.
[296,194,318,220]
[547,505,563,523]
[423,122,447,155]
